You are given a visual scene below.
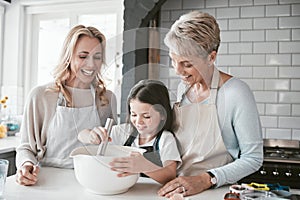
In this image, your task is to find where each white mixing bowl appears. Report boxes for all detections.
[70,144,145,195]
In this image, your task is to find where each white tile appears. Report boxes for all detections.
[279,16,300,28]
[279,41,300,53]
[182,0,205,9]
[171,10,190,21]
[266,5,291,16]
[218,66,229,73]
[266,104,291,115]
[254,0,278,5]
[229,19,253,30]
[162,0,182,10]
[291,79,300,90]
[198,8,216,17]
[216,54,241,66]
[228,67,253,78]
[228,43,252,54]
[266,54,291,66]
[292,104,300,116]
[206,0,228,8]
[241,78,264,90]
[265,128,292,140]
[241,30,264,42]
[217,7,239,19]
[229,0,253,6]
[266,29,290,41]
[241,55,265,66]
[220,31,240,42]
[161,11,170,21]
[254,42,278,53]
[260,115,278,127]
[265,79,290,90]
[292,53,300,65]
[292,4,300,16]
[254,18,278,29]
[241,6,265,18]
[280,0,300,4]
[256,103,265,115]
[217,19,228,31]
[218,43,228,54]
[292,29,300,40]
[253,91,278,103]
[279,91,300,103]
[279,116,300,128]
[292,129,300,140]
[279,67,300,78]
[253,67,278,78]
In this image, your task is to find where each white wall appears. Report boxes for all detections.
[1,0,24,115]
[160,0,300,140]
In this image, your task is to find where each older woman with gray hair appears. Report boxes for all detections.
[158,11,263,198]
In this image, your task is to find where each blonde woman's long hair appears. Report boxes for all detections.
[51,24,108,107]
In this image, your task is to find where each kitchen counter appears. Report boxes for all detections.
[3,167,300,200]
[3,167,230,200]
[0,134,20,154]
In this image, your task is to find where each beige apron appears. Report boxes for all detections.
[41,86,101,168]
[174,67,233,176]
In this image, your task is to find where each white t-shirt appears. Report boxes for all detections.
[110,123,182,167]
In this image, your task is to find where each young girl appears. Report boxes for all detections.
[78,80,181,184]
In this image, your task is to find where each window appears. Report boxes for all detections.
[0,5,4,90]
[24,0,124,115]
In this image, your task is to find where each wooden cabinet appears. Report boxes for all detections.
[0,150,16,176]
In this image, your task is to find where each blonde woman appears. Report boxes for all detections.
[16,25,117,186]
[158,11,263,197]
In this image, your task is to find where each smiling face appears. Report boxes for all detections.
[67,35,103,89]
[169,52,206,86]
[129,99,163,143]
[169,52,217,88]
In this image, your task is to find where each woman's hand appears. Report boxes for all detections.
[77,127,111,144]
[157,173,212,198]
[16,162,40,186]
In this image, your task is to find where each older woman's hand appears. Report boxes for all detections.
[157,173,212,198]
[16,162,40,186]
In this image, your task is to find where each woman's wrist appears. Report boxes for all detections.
[206,171,217,188]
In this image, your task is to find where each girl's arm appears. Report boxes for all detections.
[144,160,177,184]
[109,152,177,185]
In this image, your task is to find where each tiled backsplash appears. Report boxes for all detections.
[160,0,300,140]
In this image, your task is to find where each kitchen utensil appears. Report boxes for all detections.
[97,118,114,156]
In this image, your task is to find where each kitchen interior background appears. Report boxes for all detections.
[0,0,300,140]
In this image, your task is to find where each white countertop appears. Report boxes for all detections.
[3,167,231,200]
[0,134,20,154]
[3,167,300,199]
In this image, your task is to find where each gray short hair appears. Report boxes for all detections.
[164,11,220,58]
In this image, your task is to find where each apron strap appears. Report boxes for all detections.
[123,128,162,151]
[209,67,220,104]
[123,129,139,146]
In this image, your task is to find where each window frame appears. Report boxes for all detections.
[23,0,124,100]
[0,5,4,91]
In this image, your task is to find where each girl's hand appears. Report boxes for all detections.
[109,152,160,174]
[16,162,40,186]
